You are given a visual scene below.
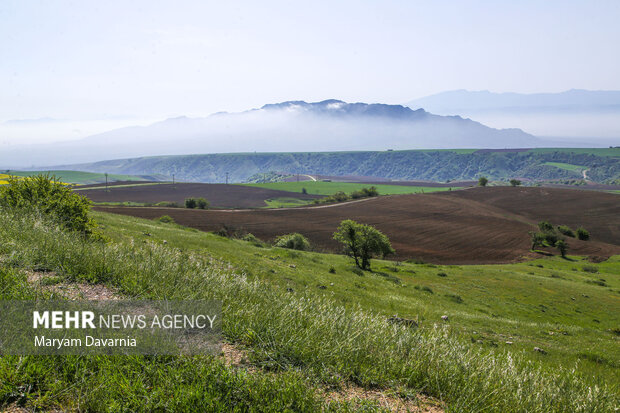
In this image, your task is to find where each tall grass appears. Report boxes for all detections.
[0,210,617,412]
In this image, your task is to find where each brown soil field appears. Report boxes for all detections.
[81,183,321,208]
[95,187,620,264]
[446,187,620,246]
[77,180,161,189]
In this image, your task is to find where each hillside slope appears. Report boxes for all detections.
[64,148,620,183]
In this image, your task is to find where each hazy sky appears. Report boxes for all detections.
[2,0,620,142]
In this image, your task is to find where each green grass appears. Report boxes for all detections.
[243,181,461,196]
[543,162,587,172]
[263,197,315,208]
[0,209,618,411]
[9,170,150,185]
[529,148,620,157]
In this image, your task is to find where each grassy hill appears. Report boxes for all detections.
[6,170,159,185]
[1,205,617,411]
[61,148,620,184]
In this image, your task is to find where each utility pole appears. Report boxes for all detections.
[225,172,229,185]
[172,174,175,185]
[104,173,108,191]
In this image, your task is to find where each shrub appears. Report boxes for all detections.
[274,233,310,251]
[196,197,209,209]
[301,187,307,194]
[242,233,264,247]
[185,198,197,208]
[331,191,349,202]
[155,201,179,207]
[242,233,259,243]
[538,221,554,232]
[0,174,96,235]
[478,176,488,186]
[437,272,448,277]
[328,266,336,274]
[576,227,590,241]
[156,215,175,223]
[582,265,598,273]
[509,179,521,187]
[557,225,575,237]
[351,186,379,199]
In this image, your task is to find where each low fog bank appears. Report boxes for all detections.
[0,101,543,168]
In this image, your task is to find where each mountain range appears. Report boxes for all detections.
[1,100,538,167]
[406,90,620,141]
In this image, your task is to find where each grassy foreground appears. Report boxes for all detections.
[0,209,618,411]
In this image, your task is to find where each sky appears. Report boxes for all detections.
[1,0,620,143]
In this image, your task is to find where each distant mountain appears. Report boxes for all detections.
[405,90,620,141]
[0,100,540,167]
[406,89,620,113]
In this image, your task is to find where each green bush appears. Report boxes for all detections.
[509,179,521,187]
[155,201,179,207]
[196,197,209,209]
[576,227,590,241]
[185,198,197,208]
[538,221,554,232]
[351,186,379,199]
[0,174,96,235]
[330,191,350,202]
[274,233,310,251]
[478,176,488,186]
[156,215,175,223]
[557,225,575,237]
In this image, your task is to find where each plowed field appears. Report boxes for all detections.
[95,187,620,264]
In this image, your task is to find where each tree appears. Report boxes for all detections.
[478,176,488,187]
[555,239,568,258]
[196,197,209,209]
[301,187,308,195]
[530,232,546,250]
[333,219,394,270]
[509,179,521,187]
